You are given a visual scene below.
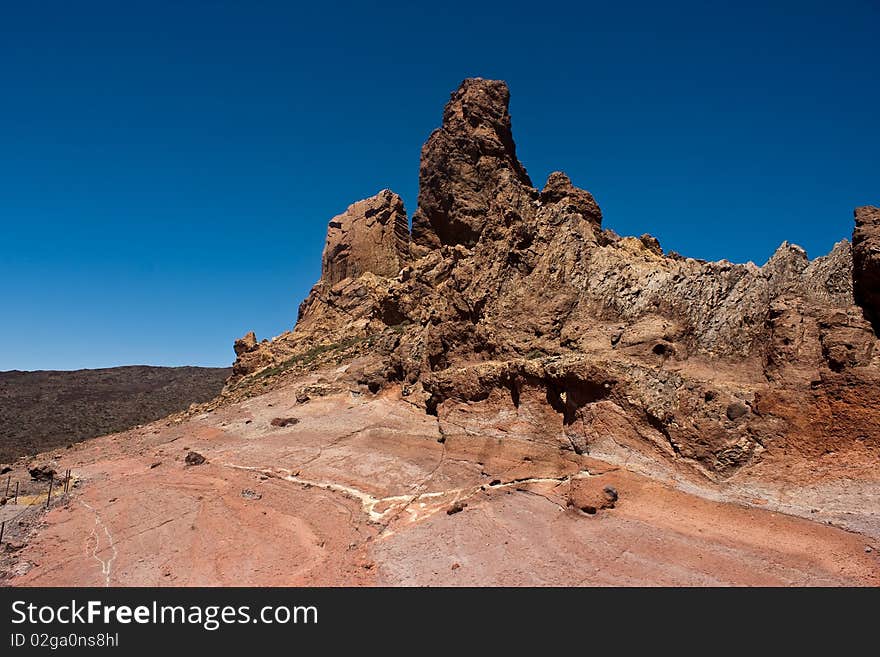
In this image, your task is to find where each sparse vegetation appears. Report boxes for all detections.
[241,326,407,387]
[0,367,230,462]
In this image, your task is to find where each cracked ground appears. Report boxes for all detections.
[4,365,879,586]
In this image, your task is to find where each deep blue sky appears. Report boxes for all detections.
[1,1,877,370]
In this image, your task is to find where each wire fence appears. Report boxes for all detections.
[1,469,73,548]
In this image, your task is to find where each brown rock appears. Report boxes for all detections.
[446,501,467,515]
[233,331,258,357]
[225,78,879,478]
[818,309,875,371]
[8,78,880,587]
[567,477,620,514]
[639,234,663,256]
[231,341,273,379]
[726,401,749,421]
[184,451,206,466]
[540,171,602,227]
[411,78,533,250]
[321,189,409,286]
[853,205,880,333]
[269,417,299,427]
[28,464,56,481]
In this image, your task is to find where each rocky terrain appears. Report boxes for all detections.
[2,79,877,586]
[231,78,879,481]
[0,366,230,462]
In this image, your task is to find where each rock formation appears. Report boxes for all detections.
[321,190,410,286]
[233,331,257,357]
[228,78,878,478]
[853,205,880,332]
[4,78,878,588]
[410,78,533,250]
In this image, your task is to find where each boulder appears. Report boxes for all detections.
[567,477,620,514]
[184,451,206,466]
[28,464,56,481]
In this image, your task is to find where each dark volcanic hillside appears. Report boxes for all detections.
[0,366,230,462]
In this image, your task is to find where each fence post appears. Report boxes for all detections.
[0,520,5,547]
[13,481,18,505]
[46,478,53,509]
[4,475,8,497]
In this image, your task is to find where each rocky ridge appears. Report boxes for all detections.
[228,78,879,478]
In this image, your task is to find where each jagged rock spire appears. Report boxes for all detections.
[411,78,534,250]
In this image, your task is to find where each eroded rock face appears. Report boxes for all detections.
[233,331,258,357]
[322,190,409,286]
[853,205,880,331]
[231,332,272,379]
[540,171,602,227]
[228,78,878,478]
[411,78,533,250]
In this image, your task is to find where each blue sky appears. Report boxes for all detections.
[1,0,877,370]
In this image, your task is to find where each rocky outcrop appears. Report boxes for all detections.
[233,331,258,357]
[540,171,602,227]
[411,78,533,251]
[231,331,274,379]
[853,205,880,332]
[228,78,878,478]
[321,190,409,286]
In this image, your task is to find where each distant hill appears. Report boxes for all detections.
[0,366,230,462]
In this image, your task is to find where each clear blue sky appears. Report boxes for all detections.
[1,1,877,370]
